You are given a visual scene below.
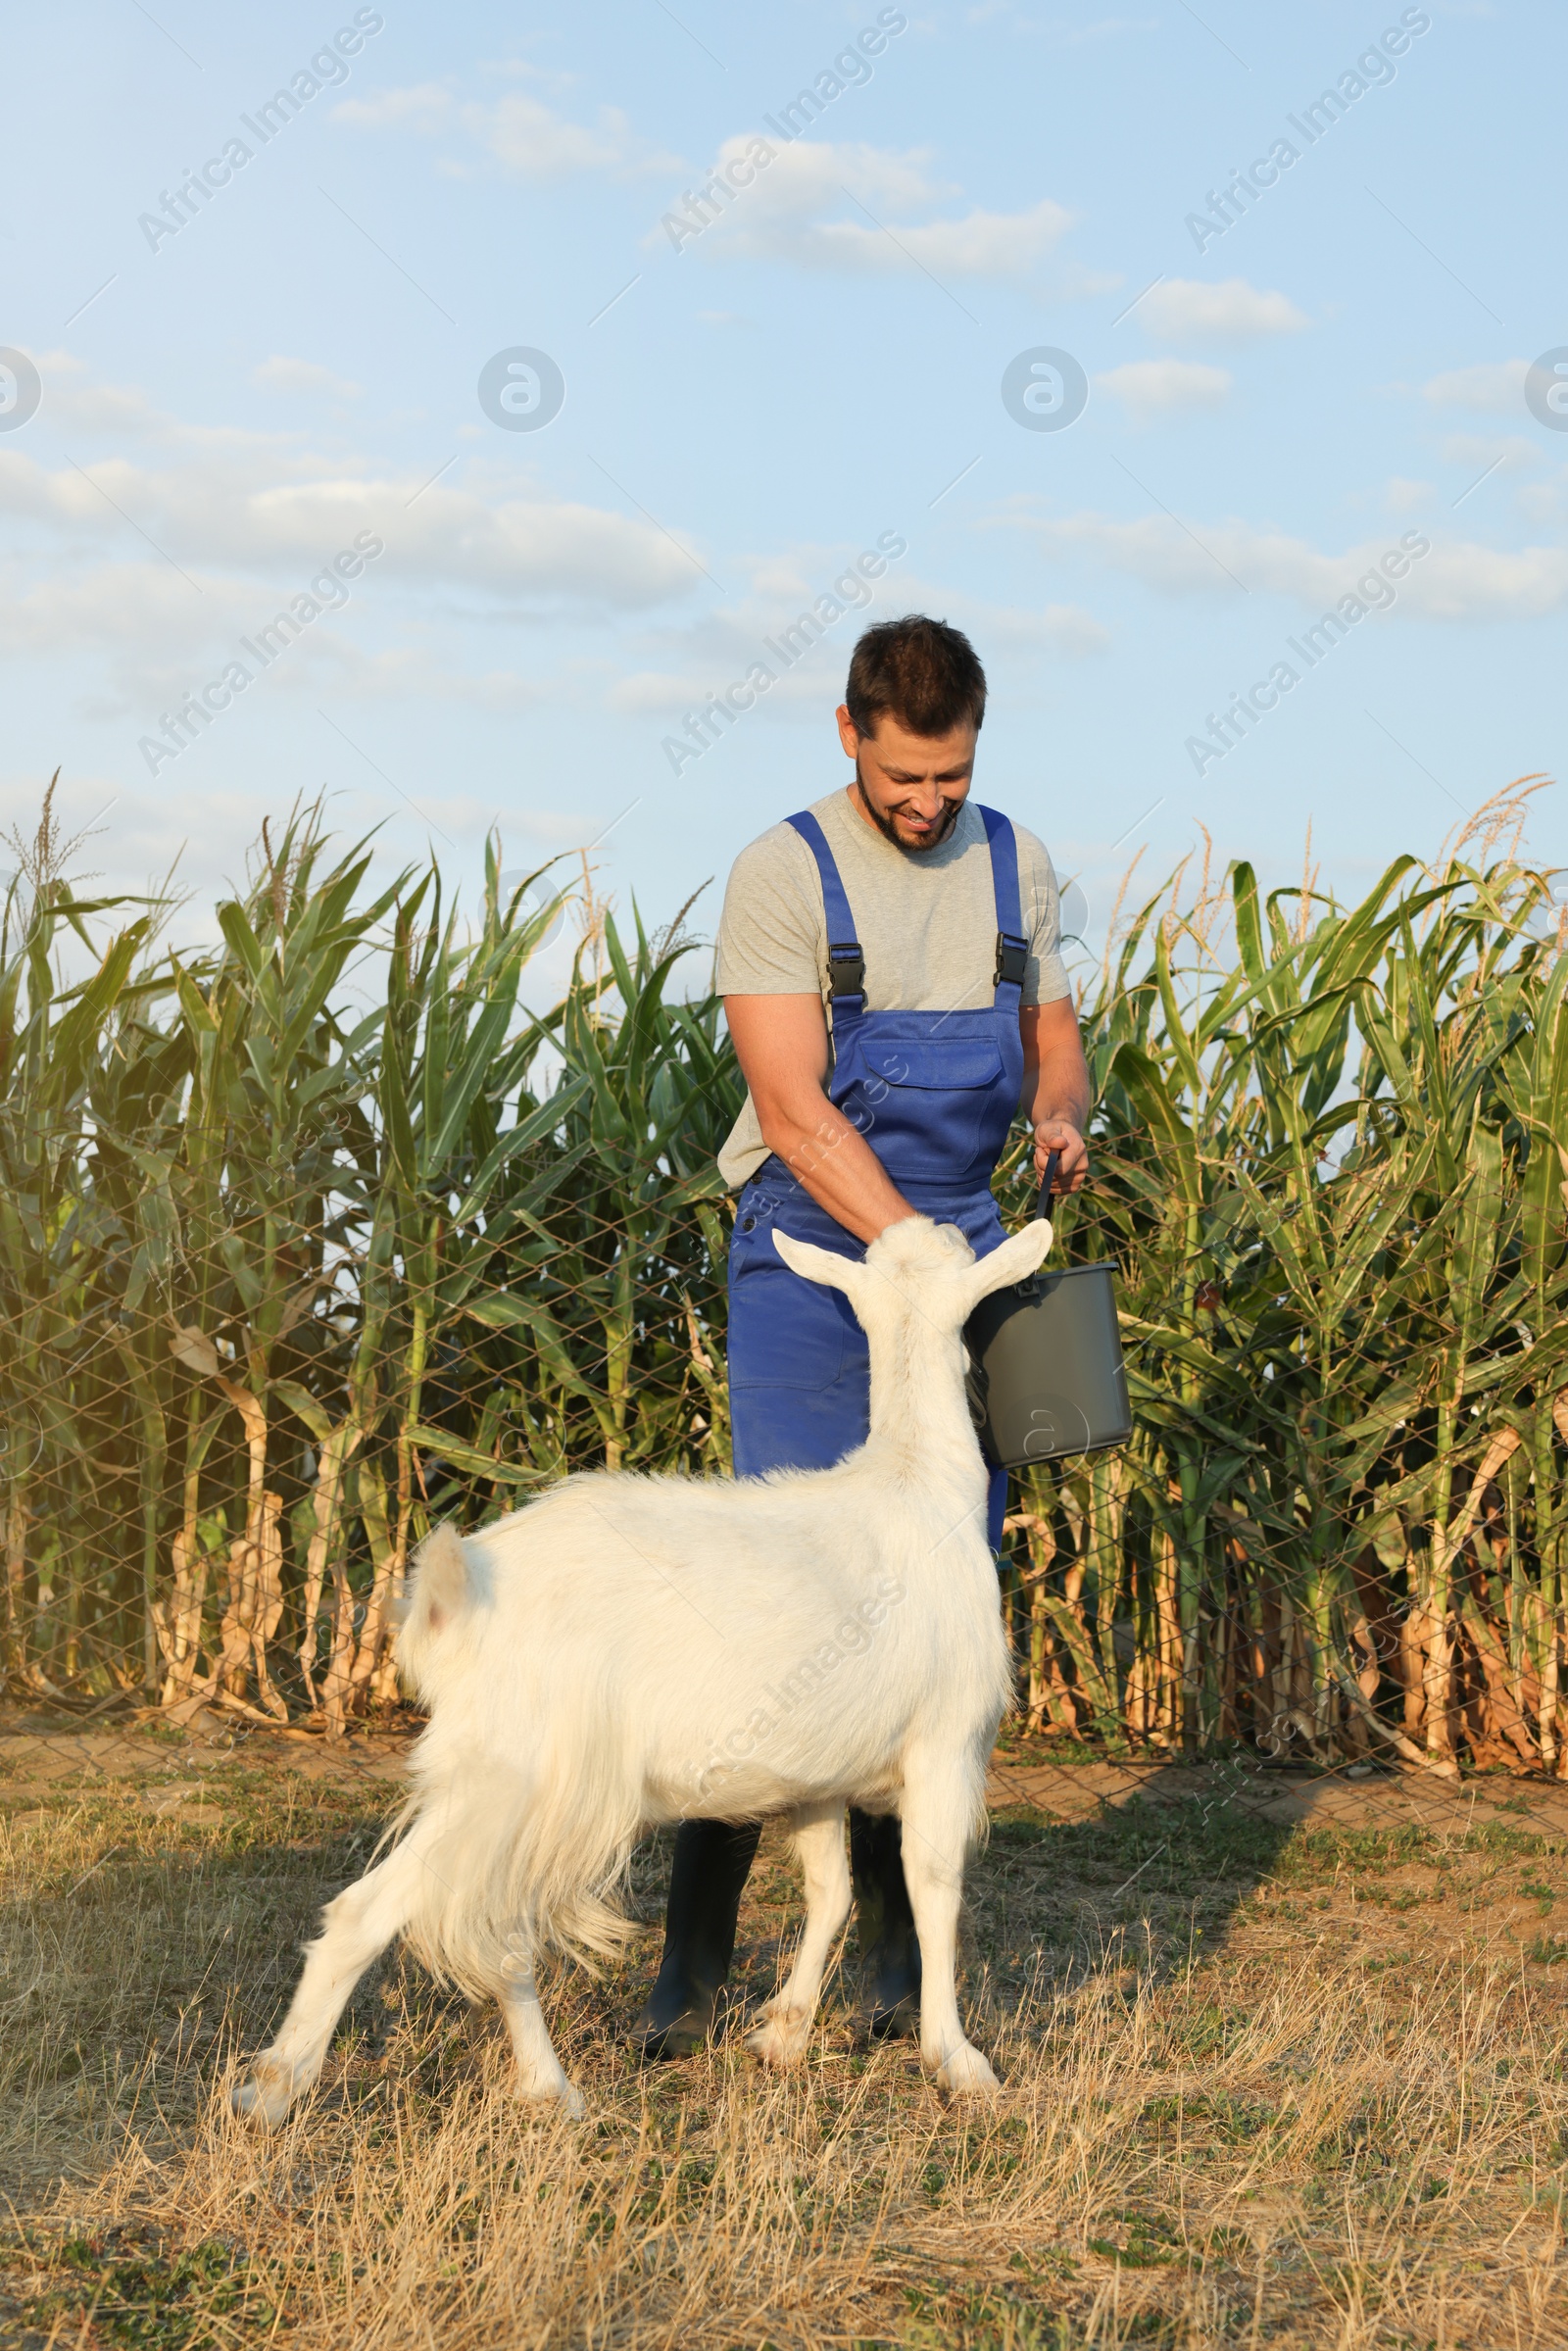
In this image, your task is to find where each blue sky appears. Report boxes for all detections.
[2,0,1562,989]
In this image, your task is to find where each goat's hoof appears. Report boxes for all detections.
[228,2061,297,2128]
[515,2076,586,2120]
[747,2009,811,2069]
[932,2042,1001,2098]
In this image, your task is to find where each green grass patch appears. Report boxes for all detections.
[18,2229,279,2349]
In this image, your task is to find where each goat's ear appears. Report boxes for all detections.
[966,1216,1054,1307]
[773,1228,863,1298]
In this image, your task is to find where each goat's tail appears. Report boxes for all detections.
[389,1518,641,1987]
[393,1523,472,1690]
[392,1523,639,1984]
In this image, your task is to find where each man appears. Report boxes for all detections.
[635,613,1091,2057]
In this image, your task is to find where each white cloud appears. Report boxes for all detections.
[24,350,168,439]
[609,556,879,716]
[659,137,1073,277]
[1,562,257,662]
[1374,540,1568,620]
[0,358,722,793]
[608,553,1105,721]
[1385,477,1435,513]
[0,556,572,768]
[1095,359,1231,422]
[1420,360,1530,412]
[1439,432,1539,473]
[0,446,707,612]
[27,351,328,456]
[1136,276,1308,343]
[334,81,680,178]
[996,500,1568,620]
[502,807,612,846]
[468,91,677,177]
[314,642,554,710]
[332,82,455,131]
[1514,463,1568,525]
[254,356,362,399]
[980,599,1110,658]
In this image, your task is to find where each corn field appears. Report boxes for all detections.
[2,786,1565,1775]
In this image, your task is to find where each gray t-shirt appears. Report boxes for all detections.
[714,787,1071,1188]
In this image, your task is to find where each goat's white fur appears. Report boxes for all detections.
[230,1210,1051,2126]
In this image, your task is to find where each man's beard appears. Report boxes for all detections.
[854,761,962,853]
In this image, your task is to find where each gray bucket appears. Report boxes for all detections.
[964,1152,1132,1470]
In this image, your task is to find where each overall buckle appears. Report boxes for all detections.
[828,940,865,998]
[994,931,1028,988]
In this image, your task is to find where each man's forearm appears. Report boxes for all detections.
[1026,1042,1091,1135]
[758,1095,914,1244]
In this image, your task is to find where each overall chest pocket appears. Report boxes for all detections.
[837,1035,1010,1177]
[859,1041,1004,1092]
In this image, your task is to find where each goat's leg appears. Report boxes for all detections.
[496,1935,584,2119]
[230,1828,434,2127]
[747,1803,852,2068]
[898,1759,1000,2097]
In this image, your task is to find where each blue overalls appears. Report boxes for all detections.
[727,805,1029,1552]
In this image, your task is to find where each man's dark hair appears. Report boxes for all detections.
[844,614,987,740]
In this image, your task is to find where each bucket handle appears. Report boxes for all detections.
[1034,1147,1062,1224]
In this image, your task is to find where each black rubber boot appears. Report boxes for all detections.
[633,1818,762,2058]
[850,1808,922,2039]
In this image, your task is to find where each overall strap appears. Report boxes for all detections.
[977,806,1028,1011]
[785,810,866,1022]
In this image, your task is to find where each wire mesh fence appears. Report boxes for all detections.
[3,788,1567,1773]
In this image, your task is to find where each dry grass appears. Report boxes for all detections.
[3,1725,1568,2347]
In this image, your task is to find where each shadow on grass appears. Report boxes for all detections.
[0,1799,487,2207]
[15,1760,1558,2188]
[969,1782,1298,2014]
[614,1785,1300,2074]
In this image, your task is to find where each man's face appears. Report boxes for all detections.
[836,706,977,853]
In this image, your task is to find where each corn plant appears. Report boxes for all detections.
[1,787,1564,1769]
[1001,803,1568,1771]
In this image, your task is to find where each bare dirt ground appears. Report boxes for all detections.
[3,1706,1567,2347]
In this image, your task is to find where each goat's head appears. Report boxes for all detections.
[772,1211,1054,1342]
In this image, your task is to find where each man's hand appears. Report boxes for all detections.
[1020,998,1092,1198]
[1034,1118,1089,1197]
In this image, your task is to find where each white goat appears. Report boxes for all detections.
[231,1208,1052,2125]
